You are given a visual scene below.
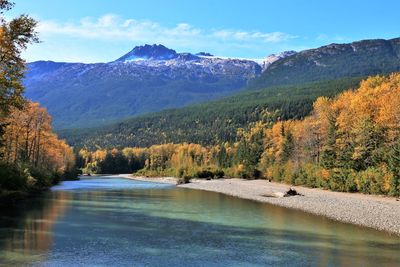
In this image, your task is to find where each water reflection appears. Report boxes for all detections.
[0,178,399,266]
[0,191,71,265]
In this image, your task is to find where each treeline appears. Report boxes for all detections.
[79,74,400,196]
[0,1,77,196]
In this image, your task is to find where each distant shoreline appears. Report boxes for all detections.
[121,175,400,236]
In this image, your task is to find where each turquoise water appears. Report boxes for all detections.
[0,176,399,266]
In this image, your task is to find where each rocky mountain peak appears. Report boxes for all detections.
[116,44,178,61]
[261,50,297,71]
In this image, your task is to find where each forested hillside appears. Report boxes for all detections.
[61,77,362,149]
[249,38,400,89]
[59,37,400,149]
[77,74,400,196]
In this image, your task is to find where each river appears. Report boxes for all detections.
[0,176,399,266]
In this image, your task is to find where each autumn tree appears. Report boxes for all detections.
[0,1,38,150]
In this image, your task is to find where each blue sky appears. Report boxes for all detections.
[8,0,400,63]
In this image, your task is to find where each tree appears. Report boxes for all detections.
[281,131,294,163]
[0,0,38,151]
[388,140,400,196]
[321,117,337,169]
[216,144,229,168]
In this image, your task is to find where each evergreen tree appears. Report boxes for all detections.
[389,140,400,196]
[281,131,294,163]
[321,117,337,169]
[217,144,229,168]
[352,119,383,171]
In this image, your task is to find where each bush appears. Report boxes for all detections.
[356,167,387,194]
[62,168,81,181]
[0,163,27,191]
[328,168,356,192]
[389,174,400,196]
[282,162,295,184]
[215,169,225,178]
[269,164,284,182]
[27,167,54,189]
[195,170,215,179]
[294,164,318,187]
[177,176,191,184]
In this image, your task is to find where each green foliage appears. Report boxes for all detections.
[328,168,357,192]
[214,169,225,179]
[0,163,27,191]
[321,117,337,169]
[281,131,294,163]
[195,169,215,179]
[356,167,387,195]
[294,164,322,188]
[388,141,400,196]
[352,119,384,171]
[99,151,130,174]
[26,166,55,189]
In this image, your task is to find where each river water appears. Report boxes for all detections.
[0,176,399,266]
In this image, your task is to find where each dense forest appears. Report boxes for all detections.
[61,77,362,149]
[78,74,400,196]
[0,1,76,198]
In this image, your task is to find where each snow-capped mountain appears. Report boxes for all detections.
[24,44,263,129]
[261,50,297,71]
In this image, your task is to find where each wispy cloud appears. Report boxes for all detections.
[37,14,295,44]
[26,14,298,62]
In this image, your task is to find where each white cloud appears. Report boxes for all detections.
[37,14,295,43]
[27,14,298,62]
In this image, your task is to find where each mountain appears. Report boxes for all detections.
[24,44,261,129]
[250,37,400,89]
[60,37,400,149]
[260,50,297,71]
[115,44,178,61]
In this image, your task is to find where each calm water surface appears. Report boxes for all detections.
[0,176,399,266]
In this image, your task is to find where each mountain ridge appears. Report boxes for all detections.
[58,37,400,148]
[24,45,263,129]
[250,37,400,89]
[25,37,400,134]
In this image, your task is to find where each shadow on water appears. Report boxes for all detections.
[0,178,399,266]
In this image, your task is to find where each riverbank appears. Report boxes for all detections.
[125,175,400,235]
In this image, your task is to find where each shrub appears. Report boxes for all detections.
[282,162,295,184]
[214,169,225,178]
[0,163,27,191]
[356,167,386,194]
[389,174,400,196]
[195,170,215,179]
[177,176,191,184]
[234,164,261,179]
[27,167,54,189]
[269,164,284,182]
[294,164,320,187]
[328,168,356,192]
